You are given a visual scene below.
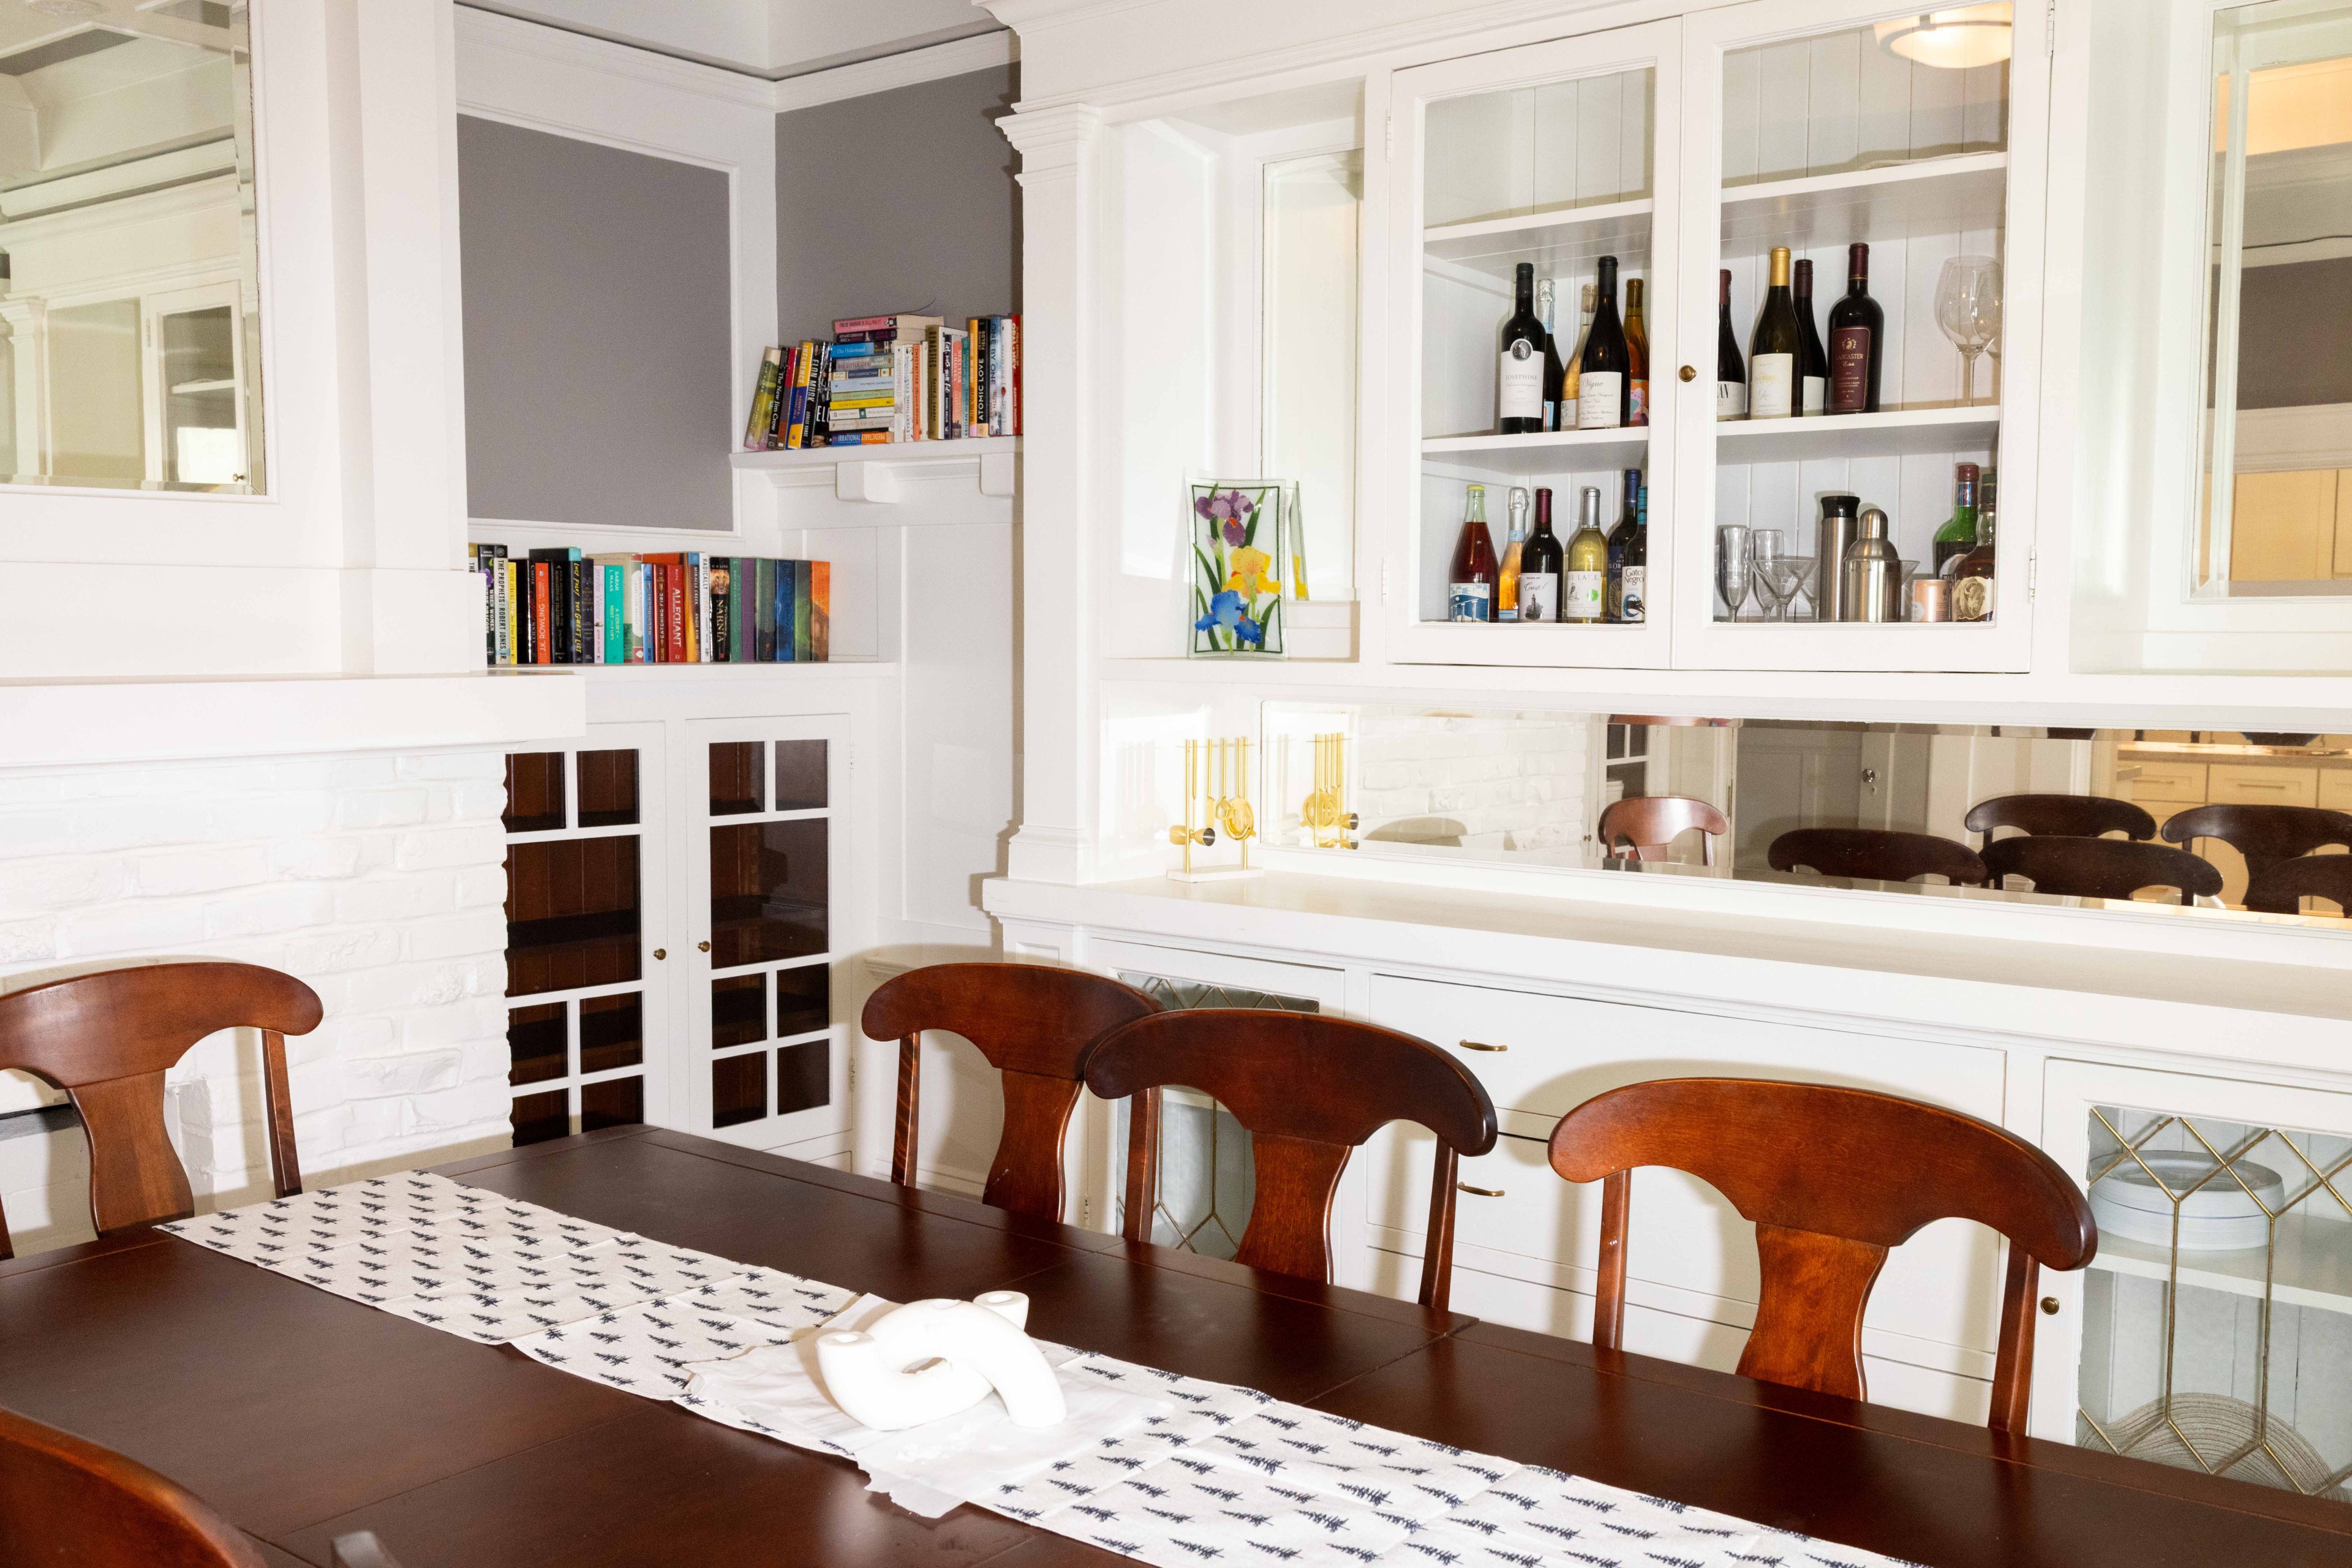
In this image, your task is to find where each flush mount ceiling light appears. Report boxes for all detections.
[1873,4,2014,69]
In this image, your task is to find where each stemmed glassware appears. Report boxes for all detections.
[1935,255,2002,406]
[1716,524,1752,620]
[1747,530,1809,622]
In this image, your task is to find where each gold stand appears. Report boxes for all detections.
[1301,731,1357,850]
[1169,737,1262,882]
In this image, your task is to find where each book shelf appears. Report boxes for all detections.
[730,435,1019,503]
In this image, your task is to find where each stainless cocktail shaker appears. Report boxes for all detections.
[1841,505,1903,622]
[1814,494,1861,623]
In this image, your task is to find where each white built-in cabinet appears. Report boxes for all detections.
[1381,0,2048,672]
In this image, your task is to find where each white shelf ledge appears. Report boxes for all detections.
[2091,1211,2352,1319]
[1422,426,1651,476]
[1714,405,1998,463]
[1721,150,2008,248]
[1425,196,1655,279]
[729,436,1019,502]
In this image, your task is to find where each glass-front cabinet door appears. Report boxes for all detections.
[1675,0,2046,671]
[1387,21,1683,667]
[681,717,848,1153]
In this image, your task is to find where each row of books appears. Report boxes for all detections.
[471,545,829,665]
[742,313,1020,450]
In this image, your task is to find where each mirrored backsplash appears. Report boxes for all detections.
[1261,704,2352,927]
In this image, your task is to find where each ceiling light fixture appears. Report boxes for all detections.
[1873,4,2014,69]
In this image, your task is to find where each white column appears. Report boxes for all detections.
[0,298,46,477]
[998,104,1104,886]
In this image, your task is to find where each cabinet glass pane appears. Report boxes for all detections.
[2195,0,2352,597]
[1425,69,1654,228]
[776,1039,829,1116]
[511,1088,569,1147]
[162,305,240,485]
[503,752,566,833]
[773,740,827,811]
[711,742,764,815]
[712,973,766,1049]
[579,992,643,1074]
[775,964,829,1038]
[507,1001,567,1085]
[712,1052,766,1128]
[580,1074,644,1134]
[1720,16,2007,188]
[577,750,639,827]
[506,837,642,995]
[2079,1105,2352,1501]
[709,820,827,968]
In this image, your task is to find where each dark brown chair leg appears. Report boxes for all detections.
[890,1033,921,1188]
[262,1030,302,1198]
[1989,1244,2040,1436]
[1420,1142,1460,1311]
[1121,1086,1161,1245]
[1594,1168,1632,1352]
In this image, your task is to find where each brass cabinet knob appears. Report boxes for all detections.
[1679,364,1697,382]
[697,941,712,952]
[652,948,667,960]
[2041,1297,2060,1315]
[1457,1183,1506,1198]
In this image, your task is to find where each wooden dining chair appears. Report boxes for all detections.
[0,1404,268,1566]
[1962,792,2155,849]
[2160,803,2352,889]
[1597,795,1730,865]
[1082,1009,1498,1310]
[0,962,322,1261]
[1981,834,2223,907]
[1548,1077,2096,1433]
[2244,851,2352,916]
[861,962,1159,1225]
[1766,827,1988,886]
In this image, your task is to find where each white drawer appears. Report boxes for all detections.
[2320,768,2352,813]
[2207,763,2318,807]
[2126,760,2207,804]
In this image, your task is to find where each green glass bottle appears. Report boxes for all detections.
[1932,462,1980,575]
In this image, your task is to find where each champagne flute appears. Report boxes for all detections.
[1749,529,1787,621]
[1716,524,1752,621]
[1934,255,2002,407]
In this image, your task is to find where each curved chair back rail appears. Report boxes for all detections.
[1765,827,1989,886]
[0,1404,270,1567]
[2244,851,2352,915]
[0,962,322,1259]
[1962,792,2157,846]
[1597,795,1731,865]
[1547,1077,2095,1433]
[1981,834,2224,906]
[861,962,1159,1225]
[1083,1009,1498,1310]
[2159,802,2352,887]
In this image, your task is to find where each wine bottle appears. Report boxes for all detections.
[1449,483,1498,621]
[1521,487,1562,622]
[1932,462,1980,574]
[1621,472,1648,624]
[1577,257,1629,429]
[1950,504,1996,622]
[1565,486,1609,622]
[1536,278,1568,433]
[1564,284,1595,428]
[1606,467,1640,620]
[1716,269,1746,420]
[1748,246,1800,419]
[1624,279,1651,427]
[1826,242,1885,415]
[1793,258,1828,417]
[1498,485,1529,622]
[1496,263,1546,435]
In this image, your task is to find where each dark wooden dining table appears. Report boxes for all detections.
[3,1125,2348,1568]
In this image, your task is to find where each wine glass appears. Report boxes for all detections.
[1716,525,1753,621]
[1749,530,1789,620]
[1934,255,2002,406]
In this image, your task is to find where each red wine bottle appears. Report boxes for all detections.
[1576,256,1629,429]
[1716,269,1746,419]
[1793,258,1828,417]
[1496,263,1545,435]
[1826,243,1885,415]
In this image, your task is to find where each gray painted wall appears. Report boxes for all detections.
[2239,257,2352,410]
[775,66,1018,341]
[459,115,734,531]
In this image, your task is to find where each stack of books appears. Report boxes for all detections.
[744,313,1020,450]
[470,546,829,666]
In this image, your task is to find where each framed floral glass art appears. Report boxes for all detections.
[1188,479,1300,657]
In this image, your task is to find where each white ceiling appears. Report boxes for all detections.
[459,0,1004,80]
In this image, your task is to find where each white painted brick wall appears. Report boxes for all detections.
[0,750,513,1255]
[1355,712,1594,852]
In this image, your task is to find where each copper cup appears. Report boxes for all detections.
[1911,576,1952,623]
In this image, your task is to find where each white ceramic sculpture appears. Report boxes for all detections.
[815,1290,1067,1431]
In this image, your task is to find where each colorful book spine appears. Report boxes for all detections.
[744,346,782,449]
[809,561,830,662]
[787,559,807,662]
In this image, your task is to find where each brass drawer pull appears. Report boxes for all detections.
[1458,1040,1508,1053]
[1457,1183,1506,1197]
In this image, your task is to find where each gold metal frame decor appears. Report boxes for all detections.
[1167,737,1262,882]
[1301,731,1357,850]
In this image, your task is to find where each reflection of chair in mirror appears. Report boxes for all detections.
[1982,835,2222,907]
[1597,796,1729,865]
[1963,793,2155,850]
[2158,804,2352,891]
[1767,827,1987,886]
[2243,853,2352,916]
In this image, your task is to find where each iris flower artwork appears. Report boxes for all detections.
[1189,481,1290,656]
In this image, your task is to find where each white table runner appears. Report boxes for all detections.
[164,1174,1914,1568]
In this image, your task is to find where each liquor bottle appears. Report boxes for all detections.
[1716,269,1746,420]
[1747,246,1800,419]
[1950,504,1996,622]
[1536,279,1568,432]
[1606,467,1640,620]
[1449,483,1498,622]
[1793,258,1828,417]
[1826,242,1884,415]
[1498,486,1530,622]
[1564,284,1596,426]
[1565,486,1609,622]
[1496,263,1547,435]
[1521,486,1562,622]
[1621,472,1648,623]
[1932,462,1980,575]
[1577,257,1629,429]
[1624,279,1651,427]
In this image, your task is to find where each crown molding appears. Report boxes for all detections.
[772,30,1017,112]
[454,7,779,111]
